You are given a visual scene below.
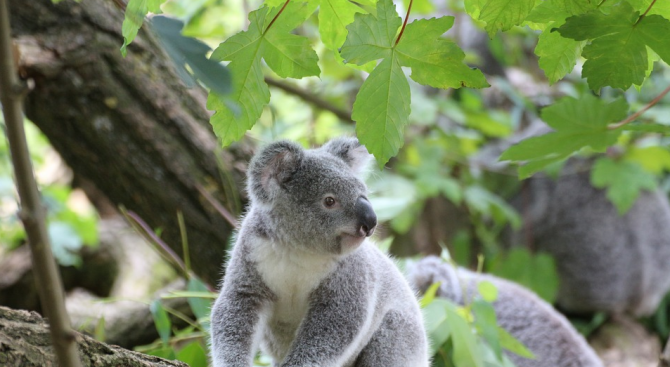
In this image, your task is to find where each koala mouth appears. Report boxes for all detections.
[339,232,366,249]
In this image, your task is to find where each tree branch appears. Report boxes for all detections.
[264,76,353,123]
[608,84,670,130]
[0,1,82,366]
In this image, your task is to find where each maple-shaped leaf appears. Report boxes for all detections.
[557,1,670,91]
[591,157,657,214]
[341,0,487,167]
[526,0,596,24]
[465,0,537,37]
[207,2,319,146]
[535,27,585,84]
[500,94,628,178]
[121,0,163,56]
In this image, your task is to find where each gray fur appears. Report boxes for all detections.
[507,167,670,316]
[409,256,604,367]
[210,138,429,367]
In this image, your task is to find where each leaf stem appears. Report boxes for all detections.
[395,0,414,46]
[635,0,657,25]
[264,0,291,35]
[608,84,670,130]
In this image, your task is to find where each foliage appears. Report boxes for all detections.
[421,258,534,367]
[0,119,98,266]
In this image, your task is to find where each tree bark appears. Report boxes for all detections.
[8,0,253,285]
[0,306,188,367]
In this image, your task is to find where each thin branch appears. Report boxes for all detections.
[636,0,657,25]
[195,183,239,229]
[395,0,414,46]
[121,208,188,276]
[0,1,82,366]
[263,0,291,35]
[264,76,354,123]
[608,84,670,130]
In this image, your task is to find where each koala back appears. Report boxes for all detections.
[508,168,670,316]
[408,256,604,367]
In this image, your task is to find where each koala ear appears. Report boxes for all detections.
[248,140,304,203]
[321,137,372,176]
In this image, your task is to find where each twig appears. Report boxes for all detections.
[636,0,657,25]
[121,208,188,276]
[194,183,239,229]
[395,0,414,46]
[608,84,670,130]
[263,0,291,35]
[0,1,82,366]
[264,77,353,123]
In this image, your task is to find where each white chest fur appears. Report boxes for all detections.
[250,239,338,327]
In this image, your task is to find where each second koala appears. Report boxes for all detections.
[210,138,429,367]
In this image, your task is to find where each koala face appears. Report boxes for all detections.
[248,138,377,255]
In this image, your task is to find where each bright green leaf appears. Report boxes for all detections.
[340,0,400,65]
[476,0,538,37]
[187,277,213,330]
[472,300,502,360]
[319,0,366,50]
[176,341,208,367]
[420,281,442,308]
[626,146,670,174]
[558,2,670,90]
[396,18,489,89]
[498,327,535,358]
[591,157,657,214]
[526,0,595,24]
[446,303,484,367]
[535,25,585,84]
[353,56,411,168]
[150,300,172,344]
[501,95,628,177]
[208,3,319,145]
[477,281,498,302]
[121,0,163,56]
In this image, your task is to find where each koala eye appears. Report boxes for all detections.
[324,197,337,208]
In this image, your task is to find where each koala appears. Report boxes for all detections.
[507,165,670,316]
[409,256,604,367]
[210,138,429,367]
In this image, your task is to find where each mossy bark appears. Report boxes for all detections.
[0,306,188,367]
[7,0,252,285]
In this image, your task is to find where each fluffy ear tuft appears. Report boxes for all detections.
[321,137,372,176]
[248,140,304,203]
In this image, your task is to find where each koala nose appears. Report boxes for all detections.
[355,196,377,237]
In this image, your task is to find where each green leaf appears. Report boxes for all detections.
[121,0,163,57]
[176,341,208,367]
[472,300,502,360]
[475,0,538,37]
[340,0,400,65]
[187,277,212,330]
[150,300,172,344]
[526,0,596,24]
[500,95,628,177]
[422,299,452,356]
[208,3,319,145]
[319,0,366,50]
[488,248,559,303]
[446,303,484,367]
[498,327,535,358]
[535,25,585,84]
[622,123,670,134]
[49,222,84,267]
[420,281,442,308]
[477,281,498,302]
[150,16,231,95]
[395,18,489,89]
[591,157,657,214]
[558,2,670,90]
[625,146,670,174]
[353,56,411,168]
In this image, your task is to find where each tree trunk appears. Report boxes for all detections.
[7,0,252,285]
[0,306,189,367]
